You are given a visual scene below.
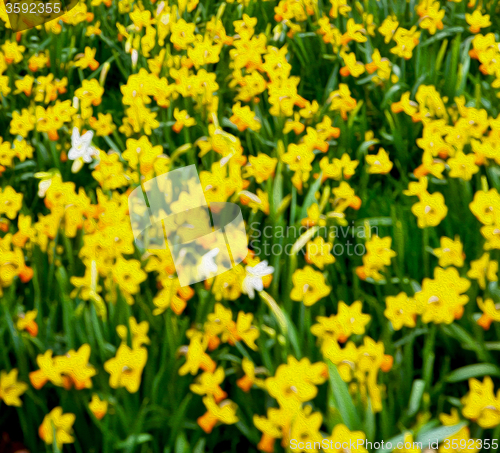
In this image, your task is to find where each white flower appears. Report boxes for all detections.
[197,248,220,280]
[242,260,274,299]
[68,127,97,163]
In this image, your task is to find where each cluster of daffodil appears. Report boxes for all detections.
[2,0,500,451]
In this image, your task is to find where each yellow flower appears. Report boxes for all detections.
[29,350,64,389]
[335,301,371,341]
[117,317,151,349]
[1,40,25,64]
[365,49,392,82]
[197,395,238,433]
[447,151,479,181]
[341,18,367,45]
[74,46,99,71]
[328,83,357,120]
[411,191,448,228]
[466,10,491,34]
[170,18,196,50]
[112,257,147,298]
[190,367,228,403]
[172,108,196,133]
[324,424,368,453]
[235,311,260,350]
[89,394,108,420]
[39,407,75,449]
[328,0,351,18]
[390,26,421,60]
[477,297,500,330]
[332,181,362,211]
[89,113,115,137]
[0,369,28,407]
[415,267,470,324]
[0,186,23,219]
[339,51,365,78]
[306,236,335,269]
[179,332,216,376]
[230,102,261,132]
[384,292,418,330]
[10,109,36,137]
[433,236,465,268]
[265,356,327,408]
[290,266,331,306]
[16,309,38,337]
[470,189,500,225]
[312,301,371,344]
[301,203,326,228]
[467,252,498,289]
[104,344,147,393]
[365,235,397,268]
[244,154,277,183]
[289,406,323,450]
[54,344,97,390]
[378,15,399,44]
[416,0,445,35]
[236,357,266,392]
[461,377,500,429]
[366,147,393,174]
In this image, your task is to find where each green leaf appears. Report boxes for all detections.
[115,434,153,450]
[416,422,467,445]
[327,361,361,431]
[445,363,500,383]
[298,172,323,221]
[407,379,426,417]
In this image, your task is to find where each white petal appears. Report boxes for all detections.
[80,130,94,144]
[67,148,81,160]
[71,127,80,144]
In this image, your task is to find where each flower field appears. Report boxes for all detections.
[2,0,500,451]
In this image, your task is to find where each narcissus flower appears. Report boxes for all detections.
[415,267,470,324]
[477,297,500,330]
[328,84,357,120]
[306,236,335,269]
[290,266,331,306]
[190,367,227,403]
[312,301,370,344]
[56,344,97,390]
[366,148,393,174]
[467,253,498,289]
[265,356,327,408]
[461,377,500,428]
[324,424,368,453]
[197,395,238,433]
[89,394,108,420]
[466,10,491,33]
[0,186,23,219]
[411,191,448,228]
[433,236,465,268]
[29,350,64,389]
[244,154,278,183]
[104,344,147,393]
[237,358,266,392]
[16,309,38,337]
[179,332,216,376]
[172,108,196,133]
[39,407,75,449]
[0,369,28,407]
[230,102,261,131]
[384,292,418,330]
